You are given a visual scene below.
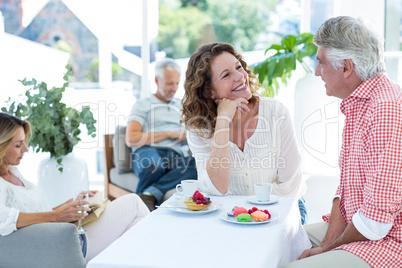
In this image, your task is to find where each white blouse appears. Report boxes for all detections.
[0,166,52,236]
[187,97,306,199]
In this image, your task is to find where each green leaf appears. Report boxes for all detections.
[272,56,285,79]
[252,32,317,97]
[265,44,284,55]
[297,33,314,45]
[272,79,280,94]
[9,102,15,114]
[283,35,297,50]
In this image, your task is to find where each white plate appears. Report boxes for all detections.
[219,211,279,225]
[165,199,222,214]
[247,195,280,205]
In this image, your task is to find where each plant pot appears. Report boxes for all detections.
[37,153,89,207]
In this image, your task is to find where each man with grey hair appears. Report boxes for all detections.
[283,16,402,267]
[126,58,197,211]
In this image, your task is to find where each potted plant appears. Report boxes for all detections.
[1,66,97,206]
[252,32,317,97]
[2,66,96,171]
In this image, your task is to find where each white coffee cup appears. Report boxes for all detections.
[254,182,272,201]
[176,180,199,197]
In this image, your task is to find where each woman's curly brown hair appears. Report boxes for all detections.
[181,43,260,139]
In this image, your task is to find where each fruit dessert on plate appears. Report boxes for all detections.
[184,190,212,211]
[232,206,271,222]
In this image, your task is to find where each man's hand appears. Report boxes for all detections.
[299,247,324,259]
[126,121,186,146]
[170,131,186,143]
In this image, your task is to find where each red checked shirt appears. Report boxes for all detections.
[323,74,402,267]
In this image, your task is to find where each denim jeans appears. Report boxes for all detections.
[298,197,308,225]
[132,146,197,204]
[79,234,87,258]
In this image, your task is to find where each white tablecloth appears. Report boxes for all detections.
[87,196,311,268]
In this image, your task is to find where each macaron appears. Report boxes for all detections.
[233,207,248,217]
[236,213,252,222]
[251,210,269,222]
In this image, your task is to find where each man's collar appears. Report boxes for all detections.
[150,94,179,104]
[349,74,384,100]
[340,74,384,114]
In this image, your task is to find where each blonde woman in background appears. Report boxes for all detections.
[0,112,149,262]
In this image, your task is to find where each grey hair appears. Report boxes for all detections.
[314,16,385,81]
[154,58,181,80]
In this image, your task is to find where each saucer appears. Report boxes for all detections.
[247,195,280,205]
[173,192,186,199]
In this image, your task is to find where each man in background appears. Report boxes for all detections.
[126,58,197,211]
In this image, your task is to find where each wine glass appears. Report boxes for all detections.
[73,191,89,234]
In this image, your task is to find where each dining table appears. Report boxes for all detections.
[87,194,312,268]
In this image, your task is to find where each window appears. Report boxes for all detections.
[385,0,402,84]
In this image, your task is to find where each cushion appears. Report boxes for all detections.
[113,125,133,174]
[110,167,139,192]
[0,223,86,268]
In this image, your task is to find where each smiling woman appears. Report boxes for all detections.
[182,42,260,139]
[210,51,252,108]
[181,42,308,225]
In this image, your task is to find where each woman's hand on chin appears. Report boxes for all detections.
[215,98,249,119]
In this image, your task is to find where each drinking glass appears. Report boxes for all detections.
[73,192,89,234]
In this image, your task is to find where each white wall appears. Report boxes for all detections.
[0,34,69,102]
[333,0,385,37]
